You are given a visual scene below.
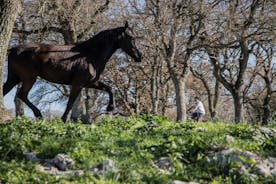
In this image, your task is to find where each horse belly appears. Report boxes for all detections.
[39,67,74,85]
[39,63,91,85]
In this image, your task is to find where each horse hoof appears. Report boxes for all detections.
[61,117,67,123]
[37,116,43,120]
[106,105,114,112]
[106,109,119,116]
[35,113,43,119]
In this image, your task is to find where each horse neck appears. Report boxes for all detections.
[89,39,119,71]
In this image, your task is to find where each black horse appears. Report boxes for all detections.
[3,22,142,122]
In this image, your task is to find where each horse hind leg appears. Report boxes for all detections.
[17,79,42,118]
[3,74,20,96]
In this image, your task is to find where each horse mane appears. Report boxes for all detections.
[72,26,125,53]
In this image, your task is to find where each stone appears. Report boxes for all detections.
[38,165,84,177]
[207,148,258,169]
[52,154,74,171]
[195,127,205,132]
[271,168,276,176]
[268,157,276,169]
[24,152,41,162]
[237,165,249,175]
[252,164,271,177]
[259,127,276,138]
[225,135,235,143]
[90,159,117,175]
[207,147,276,177]
[154,157,173,172]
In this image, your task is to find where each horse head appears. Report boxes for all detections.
[118,21,142,63]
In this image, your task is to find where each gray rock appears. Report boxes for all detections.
[207,147,276,177]
[38,165,84,177]
[26,153,86,178]
[225,135,235,143]
[237,165,249,175]
[90,159,117,175]
[259,127,276,137]
[207,148,258,169]
[268,157,276,169]
[271,168,276,176]
[24,152,41,162]
[52,154,74,171]
[252,164,271,177]
[195,127,205,132]
[154,157,173,172]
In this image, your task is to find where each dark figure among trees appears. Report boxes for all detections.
[3,22,142,122]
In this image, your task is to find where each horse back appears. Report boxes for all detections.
[7,44,91,84]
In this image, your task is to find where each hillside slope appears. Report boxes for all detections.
[0,115,275,184]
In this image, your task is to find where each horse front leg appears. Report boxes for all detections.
[61,85,82,122]
[86,81,115,112]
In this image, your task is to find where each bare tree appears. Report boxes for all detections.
[247,44,276,125]
[203,0,272,122]
[126,0,207,122]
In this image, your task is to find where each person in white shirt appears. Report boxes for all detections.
[189,96,205,122]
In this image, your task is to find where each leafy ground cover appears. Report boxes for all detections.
[0,115,275,184]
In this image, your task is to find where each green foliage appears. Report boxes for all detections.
[0,115,275,183]
[227,124,255,139]
[262,137,276,157]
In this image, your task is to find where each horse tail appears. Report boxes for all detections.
[6,47,19,67]
[7,47,19,57]
[8,47,15,54]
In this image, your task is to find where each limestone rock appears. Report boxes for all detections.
[24,152,41,162]
[90,159,117,175]
[206,147,276,177]
[154,157,173,173]
[52,154,74,171]
[225,135,235,143]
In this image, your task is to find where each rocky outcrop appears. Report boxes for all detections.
[206,148,276,177]
[24,152,117,177]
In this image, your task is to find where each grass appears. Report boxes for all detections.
[0,114,275,184]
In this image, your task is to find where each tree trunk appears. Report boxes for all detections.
[262,100,270,125]
[0,0,21,121]
[83,88,95,123]
[161,83,169,116]
[233,93,243,123]
[211,80,220,119]
[262,81,272,125]
[150,56,160,115]
[172,76,187,122]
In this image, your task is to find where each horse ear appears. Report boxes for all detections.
[124,21,129,30]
